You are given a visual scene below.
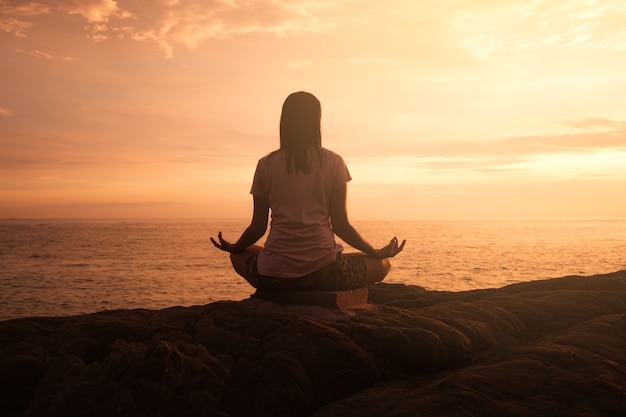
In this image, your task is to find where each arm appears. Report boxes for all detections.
[329,183,405,258]
[329,183,378,257]
[211,195,269,253]
[232,195,269,253]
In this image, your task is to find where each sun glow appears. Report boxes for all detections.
[500,149,626,179]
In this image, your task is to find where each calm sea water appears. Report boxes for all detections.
[1,219,625,321]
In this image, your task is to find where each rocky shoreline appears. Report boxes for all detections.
[2,270,626,416]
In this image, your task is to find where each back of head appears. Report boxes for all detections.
[279,91,322,174]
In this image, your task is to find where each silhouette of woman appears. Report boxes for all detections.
[211,91,405,291]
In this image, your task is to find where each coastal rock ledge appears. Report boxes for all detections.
[2,271,626,417]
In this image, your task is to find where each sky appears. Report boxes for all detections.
[1,0,625,220]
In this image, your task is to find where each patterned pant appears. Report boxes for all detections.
[244,252,368,291]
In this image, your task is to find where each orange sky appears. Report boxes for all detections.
[1,0,625,220]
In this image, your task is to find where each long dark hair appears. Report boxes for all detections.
[279,91,322,174]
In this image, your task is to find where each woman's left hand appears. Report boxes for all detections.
[377,237,406,258]
[210,232,235,253]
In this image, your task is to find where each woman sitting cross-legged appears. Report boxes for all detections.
[211,91,405,291]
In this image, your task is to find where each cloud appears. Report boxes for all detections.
[0,0,129,39]
[0,17,30,36]
[62,0,121,23]
[465,127,626,179]
[29,49,75,61]
[0,1,51,16]
[350,121,626,182]
[0,107,14,117]
[340,118,626,162]
[457,0,626,60]
[0,0,363,57]
[58,0,133,41]
[0,1,50,36]
[123,0,362,57]
[4,0,626,59]
[567,117,624,130]
[362,119,626,179]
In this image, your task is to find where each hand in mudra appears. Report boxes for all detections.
[210,232,235,253]
[377,237,406,258]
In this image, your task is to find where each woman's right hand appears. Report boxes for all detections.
[376,237,406,258]
[210,232,236,253]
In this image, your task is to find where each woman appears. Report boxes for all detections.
[211,91,405,291]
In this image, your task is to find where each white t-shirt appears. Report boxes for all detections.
[250,147,352,278]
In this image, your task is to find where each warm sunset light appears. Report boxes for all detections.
[1,0,625,220]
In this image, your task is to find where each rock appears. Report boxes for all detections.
[1,270,625,417]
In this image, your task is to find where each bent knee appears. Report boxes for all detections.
[381,257,392,273]
[230,251,249,277]
[361,257,391,285]
[379,258,392,278]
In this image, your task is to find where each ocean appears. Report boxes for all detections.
[1,218,625,321]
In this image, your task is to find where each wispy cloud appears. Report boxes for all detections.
[124,0,363,57]
[4,0,626,59]
[0,1,51,16]
[63,0,123,23]
[343,118,626,161]
[567,117,625,130]
[29,49,75,61]
[466,120,626,161]
[0,17,29,36]
[1,0,363,57]
[342,118,626,181]
[458,0,626,60]
[0,106,14,117]
[0,1,51,36]
[405,120,626,179]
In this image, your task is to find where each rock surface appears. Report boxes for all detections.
[2,270,626,417]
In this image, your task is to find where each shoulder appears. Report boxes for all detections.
[320,147,351,181]
[257,149,283,165]
[319,147,346,163]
